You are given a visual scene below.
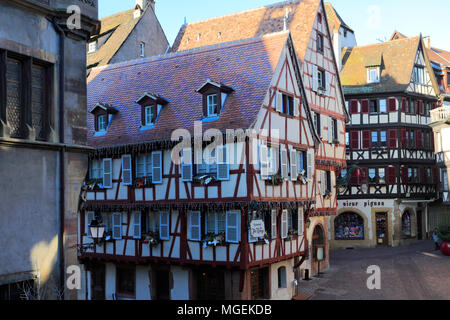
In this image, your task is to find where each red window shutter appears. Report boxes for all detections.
[350,131,359,149]
[420,100,424,115]
[361,100,369,114]
[401,166,409,184]
[433,167,440,185]
[400,129,407,148]
[362,130,371,149]
[388,98,396,112]
[388,129,397,149]
[416,130,422,149]
[350,100,358,114]
[401,98,407,112]
[419,166,425,184]
[387,167,396,185]
[415,100,420,114]
[431,133,435,150]
[431,102,436,110]
[350,169,358,185]
[361,167,368,184]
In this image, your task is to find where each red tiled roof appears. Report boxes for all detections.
[171,0,321,62]
[87,32,289,148]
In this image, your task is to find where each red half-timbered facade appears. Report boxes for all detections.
[80,32,325,300]
[170,0,349,282]
[333,36,441,249]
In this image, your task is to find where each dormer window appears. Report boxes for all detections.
[196,79,234,120]
[367,67,380,83]
[317,33,324,53]
[90,103,119,134]
[98,115,107,132]
[136,92,168,128]
[207,94,218,117]
[144,105,156,125]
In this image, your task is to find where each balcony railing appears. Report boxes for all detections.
[430,106,450,123]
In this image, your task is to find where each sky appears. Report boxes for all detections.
[98,0,450,50]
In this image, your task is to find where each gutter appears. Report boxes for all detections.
[51,18,66,300]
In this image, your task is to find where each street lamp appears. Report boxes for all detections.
[89,218,106,244]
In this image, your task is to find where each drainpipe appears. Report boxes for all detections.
[51,18,66,300]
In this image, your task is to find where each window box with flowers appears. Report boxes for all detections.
[142,231,160,246]
[203,232,226,247]
[86,178,105,190]
[288,228,298,239]
[194,174,217,186]
[266,173,283,186]
[134,177,153,188]
[324,190,332,200]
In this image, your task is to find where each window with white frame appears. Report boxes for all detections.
[207,94,218,117]
[140,42,145,58]
[379,99,387,113]
[144,105,155,125]
[97,114,107,132]
[136,151,163,183]
[206,211,226,235]
[89,160,103,180]
[197,147,217,177]
[148,211,160,233]
[413,65,425,84]
[259,145,278,180]
[367,67,380,83]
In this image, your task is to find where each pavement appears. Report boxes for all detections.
[297,240,450,300]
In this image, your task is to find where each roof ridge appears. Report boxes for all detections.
[184,0,303,26]
[350,36,420,50]
[90,31,289,73]
[100,8,135,21]
[431,47,450,65]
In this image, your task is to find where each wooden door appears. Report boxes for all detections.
[250,267,269,300]
[196,269,225,300]
[417,210,423,239]
[91,264,105,300]
[375,213,388,246]
[155,269,170,300]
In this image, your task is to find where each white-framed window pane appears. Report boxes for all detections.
[379,99,387,113]
[207,94,218,116]
[217,212,226,233]
[206,212,215,234]
[98,115,106,131]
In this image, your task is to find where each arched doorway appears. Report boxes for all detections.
[334,212,365,240]
[312,225,325,261]
[402,210,411,236]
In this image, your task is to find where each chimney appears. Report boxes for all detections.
[136,0,155,10]
[423,37,431,49]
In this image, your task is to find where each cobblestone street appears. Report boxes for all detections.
[298,240,450,300]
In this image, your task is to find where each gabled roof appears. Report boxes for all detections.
[324,2,353,34]
[90,103,119,114]
[87,6,148,69]
[171,0,321,62]
[389,30,407,41]
[87,32,292,148]
[340,37,424,95]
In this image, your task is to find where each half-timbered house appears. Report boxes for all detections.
[171,0,349,279]
[333,36,441,249]
[80,31,323,300]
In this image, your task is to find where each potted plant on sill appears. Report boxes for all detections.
[143,232,160,246]
[438,224,450,256]
[203,232,225,247]
[324,190,332,200]
[268,174,283,186]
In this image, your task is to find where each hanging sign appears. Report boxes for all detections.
[250,220,265,238]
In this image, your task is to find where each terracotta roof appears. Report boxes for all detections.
[428,47,450,68]
[87,32,290,148]
[87,7,146,69]
[324,2,352,34]
[340,37,422,95]
[389,30,407,41]
[171,0,321,62]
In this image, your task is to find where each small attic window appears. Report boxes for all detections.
[218,32,222,39]
[367,67,380,83]
[98,115,107,132]
[136,92,169,128]
[197,33,201,41]
[196,79,234,120]
[317,13,322,24]
[140,42,145,57]
[90,103,119,134]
